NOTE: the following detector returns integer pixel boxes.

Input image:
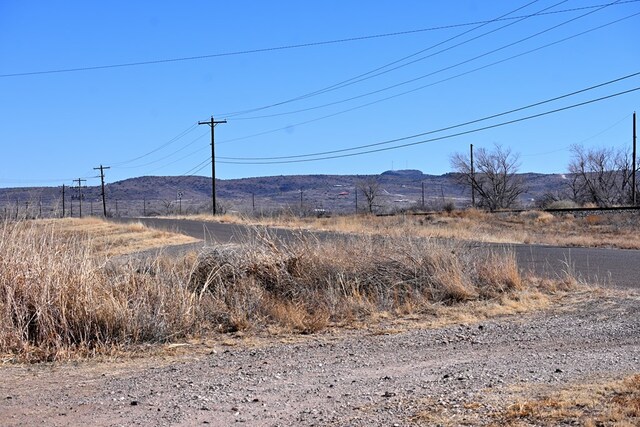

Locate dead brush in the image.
[188,228,543,332]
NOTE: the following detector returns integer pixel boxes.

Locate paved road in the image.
[113,217,640,289]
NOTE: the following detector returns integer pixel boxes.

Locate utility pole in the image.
[355,188,358,214]
[300,189,303,215]
[198,116,227,215]
[94,165,110,217]
[633,111,637,206]
[62,184,66,218]
[470,144,476,208]
[421,182,425,209]
[74,178,86,218]
[143,198,146,216]
[252,192,255,213]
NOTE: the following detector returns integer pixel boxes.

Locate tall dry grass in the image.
[0,220,198,361]
[188,230,530,334]
[0,219,567,362]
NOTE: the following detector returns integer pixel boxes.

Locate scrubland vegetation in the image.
[0,217,573,362]
[214,208,640,249]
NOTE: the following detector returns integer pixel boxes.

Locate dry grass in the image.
[37,217,197,256]
[0,219,574,362]
[410,374,640,426]
[497,374,640,426]
[208,209,640,249]
[0,219,199,362]
[186,229,570,336]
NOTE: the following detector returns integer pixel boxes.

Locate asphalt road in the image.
[113,217,640,289]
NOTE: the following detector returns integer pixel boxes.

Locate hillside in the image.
[0,170,568,218]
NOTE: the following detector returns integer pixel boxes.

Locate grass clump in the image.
[188,230,533,334]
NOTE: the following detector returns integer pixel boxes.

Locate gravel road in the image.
[1,291,638,426]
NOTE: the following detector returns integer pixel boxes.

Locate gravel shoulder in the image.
[1,288,638,426]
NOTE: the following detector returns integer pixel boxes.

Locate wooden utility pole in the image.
[421,182,425,209]
[198,116,227,215]
[74,178,86,218]
[94,165,110,216]
[633,111,637,206]
[355,188,358,214]
[62,184,66,218]
[470,144,476,208]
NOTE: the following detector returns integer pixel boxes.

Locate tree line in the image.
[449,144,639,210]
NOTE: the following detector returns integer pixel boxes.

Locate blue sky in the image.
[1,1,639,187]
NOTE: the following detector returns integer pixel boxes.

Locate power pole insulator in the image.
[198,116,227,216]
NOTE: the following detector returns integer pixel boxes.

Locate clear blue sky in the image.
[1,1,639,187]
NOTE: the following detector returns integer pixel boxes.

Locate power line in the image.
[231,1,624,121]
[520,113,633,157]
[115,131,208,169]
[109,123,198,167]
[51,2,633,178]
[217,11,640,146]
[218,71,640,161]
[2,1,637,79]
[218,0,548,118]
[217,86,640,165]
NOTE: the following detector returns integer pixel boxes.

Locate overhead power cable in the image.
[115,131,208,170]
[217,86,640,165]
[1,1,637,78]
[218,0,548,118]
[217,11,640,146]
[110,123,198,167]
[218,71,640,161]
[232,0,623,121]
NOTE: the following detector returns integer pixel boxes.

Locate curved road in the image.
[113,217,639,289]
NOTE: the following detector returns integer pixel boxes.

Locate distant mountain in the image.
[0,170,569,218]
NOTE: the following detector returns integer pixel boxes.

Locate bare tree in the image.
[567,144,637,207]
[161,199,174,215]
[357,178,380,214]
[451,144,524,211]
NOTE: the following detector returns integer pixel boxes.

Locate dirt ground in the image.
[1,288,638,426]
